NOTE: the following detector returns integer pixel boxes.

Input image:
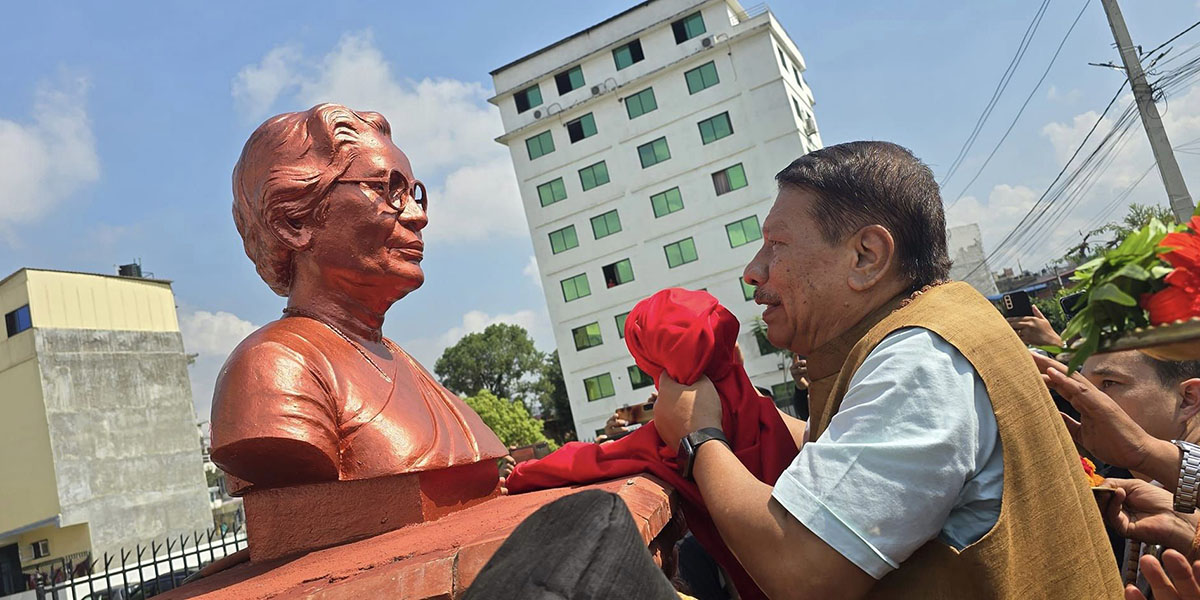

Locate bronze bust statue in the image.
[211,104,506,493]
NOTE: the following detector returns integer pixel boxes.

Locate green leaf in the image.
[1151,265,1174,279]
[1090,282,1138,307]
[1112,263,1152,281]
[1034,344,1064,355]
[1067,326,1100,374]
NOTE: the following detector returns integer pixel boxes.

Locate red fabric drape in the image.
[506,288,799,599]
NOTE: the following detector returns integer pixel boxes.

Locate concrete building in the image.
[948,223,999,297]
[490,0,822,438]
[0,268,212,593]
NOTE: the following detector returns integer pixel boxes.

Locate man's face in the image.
[1082,351,1183,441]
[305,129,428,300]
[743,187,859,355]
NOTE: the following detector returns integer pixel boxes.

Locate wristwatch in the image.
[677,427,729,481]
[1173,440,1200,513]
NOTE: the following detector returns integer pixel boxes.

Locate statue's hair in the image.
[232,104,392,296]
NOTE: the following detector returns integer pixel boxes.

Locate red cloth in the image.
[506,288,799,599]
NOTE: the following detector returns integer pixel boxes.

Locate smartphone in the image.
[1059,292,1085,320]
[616,401,656,425]
[1001,291,1034,318]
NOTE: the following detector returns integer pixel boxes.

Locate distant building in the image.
[948,224,999,297]
[0,268,212,594]
[491,0,821,438]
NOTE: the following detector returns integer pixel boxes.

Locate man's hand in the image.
[654,373,723,451]
[1008,305,1064,347]
[604,412,631,437]
[1126,550,1200,600]
[1103,478,1199,553]
[790,355,809,390]
[1032,352,1169,477]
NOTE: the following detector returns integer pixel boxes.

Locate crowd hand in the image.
[655,373,723,451]
[1032,352,1159,473]
[498,455,516,495]
[789,356,809,390]
[1007,305,1063,347]
[604,412,632,437]
[1102,478,1198,553]
[1126,550,1200,600]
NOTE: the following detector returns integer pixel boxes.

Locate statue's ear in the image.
[268,211,314,252]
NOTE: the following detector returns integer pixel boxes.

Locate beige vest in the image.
[805,282,1122,599]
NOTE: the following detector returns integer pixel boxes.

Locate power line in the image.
[1141,20,1200,62]
[945,0,1090,209]
[939,0,1052,186]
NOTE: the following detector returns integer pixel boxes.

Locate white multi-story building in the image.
[490,0,822,439]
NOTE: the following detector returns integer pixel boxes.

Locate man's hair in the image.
[775,141,952,289]
[232,104,391,296]
[1142,354,1200,389]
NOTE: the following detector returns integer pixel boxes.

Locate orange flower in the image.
[1144,216,1200,325]
[1080,456,1105,486]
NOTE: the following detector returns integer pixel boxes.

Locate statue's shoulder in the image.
[223,317,336,367]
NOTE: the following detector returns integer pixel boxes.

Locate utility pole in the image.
[1100,0,1194,222]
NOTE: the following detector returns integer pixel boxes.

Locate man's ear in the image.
[1179,378,1200,421]
[846,224,896,292]
[269,211,314,252]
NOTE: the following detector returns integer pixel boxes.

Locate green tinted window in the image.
[713,163,747,195]
[637,137,671,168]
[537,178,567,206]
[612,39,644,70]
[698,112,733,144]
[685,62,719,94]
[555,66,586,94]
[740,279,756,301]
[566,113,597,143]
[664,238,699,268]
[579,161,610,191]
[572,322,603,351]
[549,225,578,254]
[628,365,653,389]
[561,273,591,302]
[590,210,621,239]
[615,312,629,338]
[650,187,684,218]
[772,381,797,401]
[625,88,657,119]
[514,85,542,113]
[584,373,616,401]
[602,259,634,286]
[726,215,762,248]
[672,12,707,43]
[525,130,555,160]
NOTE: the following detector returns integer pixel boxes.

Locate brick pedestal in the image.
[157,475,677,600]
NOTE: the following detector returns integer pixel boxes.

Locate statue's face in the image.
[303,129,428,300]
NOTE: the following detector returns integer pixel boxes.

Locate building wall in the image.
[948,224,999,297]
[36,328,212,560]
[24,270,180,333]
[0,273,61,539]
[13,523,91,568]
[494,1,821,437]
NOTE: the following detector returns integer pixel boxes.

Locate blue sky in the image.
[1,0,1197,419]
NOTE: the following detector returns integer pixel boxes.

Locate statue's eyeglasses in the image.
[339,171,427,215]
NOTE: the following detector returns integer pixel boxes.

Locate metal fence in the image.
[27,525,246,600]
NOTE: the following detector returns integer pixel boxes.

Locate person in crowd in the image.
[789,355,810,420]
[1032,351,1200,492]
[648,142,1121,598]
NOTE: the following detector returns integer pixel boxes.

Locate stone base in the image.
[156,475,678,600]
[244,462,501,562]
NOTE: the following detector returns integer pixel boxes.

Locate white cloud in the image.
[233,31,525,244]
[523,255,542,289]
[232,45,300,121]
[0,76,99,230]
[1046,85,1081,104]
[180,310,259,419]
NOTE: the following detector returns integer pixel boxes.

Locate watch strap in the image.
[1174,440,1200,513]
[678,427,728,480]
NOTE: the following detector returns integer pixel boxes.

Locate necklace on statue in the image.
[281,307,394,383]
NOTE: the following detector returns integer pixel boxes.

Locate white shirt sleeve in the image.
[771,327,1001,579]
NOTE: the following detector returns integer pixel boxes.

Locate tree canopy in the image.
[434,323,544,404]
[462,389,555,449]
[1063,203,1176,264]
